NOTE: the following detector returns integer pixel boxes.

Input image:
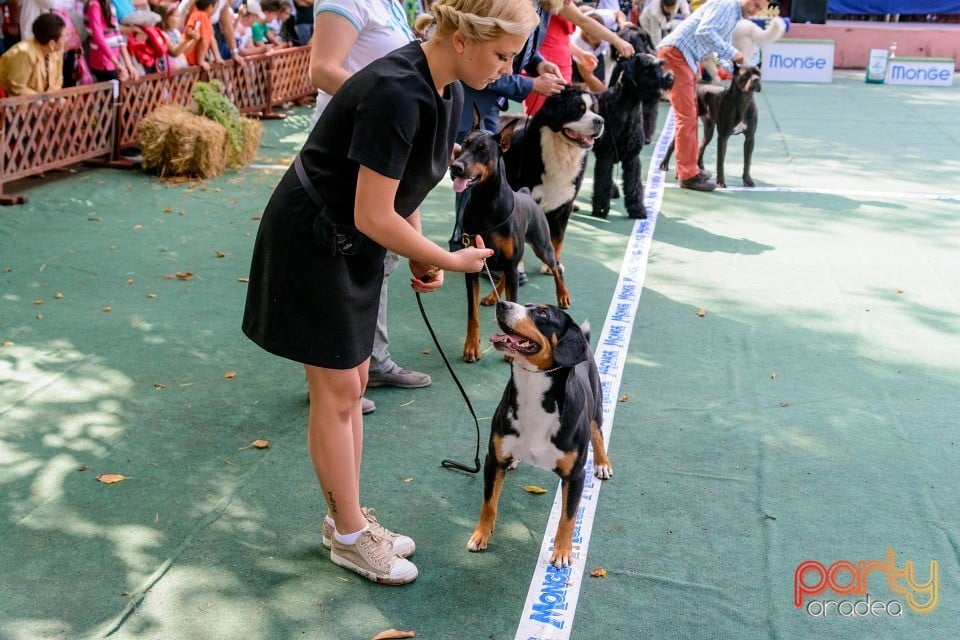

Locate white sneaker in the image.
[322,508,416,558]
[330,529,418,585]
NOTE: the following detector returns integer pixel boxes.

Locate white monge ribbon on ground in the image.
[513,110,676,640]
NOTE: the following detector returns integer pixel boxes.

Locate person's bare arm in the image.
[561,2,634,59]
[309,11,359,92]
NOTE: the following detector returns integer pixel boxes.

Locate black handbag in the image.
[295,154,364,257]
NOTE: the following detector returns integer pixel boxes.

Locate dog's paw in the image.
[557,294,571,310]
[594,462,613,480]
[467,530,491,552]
[548,547,574,569]
[717,180,727,189]
[742,176,755,188]
[481,290,499,306]
[507,458,520,470]
[539,262,552,275]
[462,344,481,363]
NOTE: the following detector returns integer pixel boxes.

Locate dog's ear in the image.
[757,61,762,70]
[552,319,590,369]
[495,118,521,153]
[732,61,741,76]
[471,101,481,132]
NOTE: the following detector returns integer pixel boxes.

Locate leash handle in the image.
[415,291,482,474]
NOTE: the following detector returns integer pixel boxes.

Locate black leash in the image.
[415,291,482,474]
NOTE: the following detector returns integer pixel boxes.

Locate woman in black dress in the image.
[242,0,540,585]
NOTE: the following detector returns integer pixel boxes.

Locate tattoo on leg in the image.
[327,492,337,514]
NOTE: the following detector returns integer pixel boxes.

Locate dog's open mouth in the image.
[562,129,596,148]
[451,175,480,193]
[490,332,540,355]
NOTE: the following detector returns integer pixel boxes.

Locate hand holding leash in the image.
[452,235,494,273]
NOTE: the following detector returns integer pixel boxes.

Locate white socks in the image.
[333,523,369,546]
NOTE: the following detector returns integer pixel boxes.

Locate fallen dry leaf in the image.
[2,340,13,346]
[780,401,789,408]
[164,207,172,213]
[97,474,129,484]
[770,373,777,379]
[133,224,143,230]
[237,277,249,283]
[55,292,63,299]
[421,349,430,355]
[696,308,706,317]
[224,371,237,379]
[215,251,226,258]
[371,629,415,640]
[33,299,44,305]
[590,567,607,578]
[175,272,194,281]
[36,313,43,320]
[239,439,269,450]
[524,485,548,494]
[78,465,89,472]
[147,293,157,299]
[619,393,629,403]
[403,477,413,483]
[127,279,134,285]
[154,383,166,389]
[897,288,904,294]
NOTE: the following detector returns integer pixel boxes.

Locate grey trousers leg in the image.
[369,251,400,373]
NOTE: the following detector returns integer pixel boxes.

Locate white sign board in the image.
[885,58,955,87]
[761,39,835,83]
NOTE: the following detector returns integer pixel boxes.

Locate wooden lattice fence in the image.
[1,46,317,205]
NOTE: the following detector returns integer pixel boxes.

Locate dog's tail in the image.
[755,17,786,45]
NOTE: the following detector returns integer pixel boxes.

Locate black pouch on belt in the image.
[295,154,364,257]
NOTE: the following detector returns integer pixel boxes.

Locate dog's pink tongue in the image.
[452,177,470,193]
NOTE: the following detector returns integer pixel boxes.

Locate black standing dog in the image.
[450,114,570,363]
[661,63,762,188]
[500,86,604,268]
[592,53,674,219]
[611,25,661,145]
[467,301,612,568]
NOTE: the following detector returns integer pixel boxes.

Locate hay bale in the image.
[235,117,263,167]
[139,105,228,178]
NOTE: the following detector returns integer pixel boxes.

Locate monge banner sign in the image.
[762,39,835,83]
[886,58,955,87]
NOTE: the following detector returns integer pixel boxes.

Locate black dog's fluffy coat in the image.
[591,53,674,219]
[611,25,661,145]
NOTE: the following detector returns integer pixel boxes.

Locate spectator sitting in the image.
[0,11,65,95]
[184,0,217,70]
[155,1,198,70]
[572,6,628,91]
[234,0,268,56]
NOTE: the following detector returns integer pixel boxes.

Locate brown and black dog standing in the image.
[450,112,569,363]
[467,301,612,568]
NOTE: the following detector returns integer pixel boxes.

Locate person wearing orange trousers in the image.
[657,0,768,192]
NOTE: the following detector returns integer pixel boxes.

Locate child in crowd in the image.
[572,6,628,91]
[184,0,218,70]
[263,0,291,48]
[157,1,198,70]
[85,0,140,81]
[234,0,268,56]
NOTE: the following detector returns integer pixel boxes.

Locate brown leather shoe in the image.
[680,173,717,192]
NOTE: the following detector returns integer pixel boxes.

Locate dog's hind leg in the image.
[468,444,510,552]
[698,120,715,171]
[591,152,616,219]
[622,154,646,219]
[659,138,675,171]
[550,470,585,568]
[742,131,756,187]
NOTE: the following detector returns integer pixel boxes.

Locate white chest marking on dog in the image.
[532,129,585,213]
[502,369,565,471]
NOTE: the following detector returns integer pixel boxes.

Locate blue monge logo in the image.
[769,54,827,70]
[889,63,952,82]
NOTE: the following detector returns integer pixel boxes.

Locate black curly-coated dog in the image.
[591,53,674,220]
[611,25,661,145]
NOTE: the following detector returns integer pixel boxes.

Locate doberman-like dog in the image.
[467,301,612,568]
[450,112,570,363]
[661,63,762,188]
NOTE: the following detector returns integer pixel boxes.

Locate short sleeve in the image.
[314,0,370,31]
[347,77,422,179]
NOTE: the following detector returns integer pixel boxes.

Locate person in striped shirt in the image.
[657,0,767,191]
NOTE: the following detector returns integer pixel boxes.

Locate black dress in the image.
[242,42,464,369]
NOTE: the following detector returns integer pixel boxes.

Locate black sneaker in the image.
[679,173,717,192]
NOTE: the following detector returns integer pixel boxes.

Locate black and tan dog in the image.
[661,63,762,188]
[500,86,605,268]
[467,301,612,568]
[592,52,674,220]
[450,114,570,363]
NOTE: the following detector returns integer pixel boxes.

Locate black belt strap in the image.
[294,153,325,210]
